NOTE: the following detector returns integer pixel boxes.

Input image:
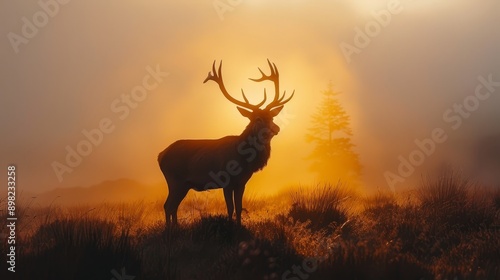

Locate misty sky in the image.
[1,0,499,194]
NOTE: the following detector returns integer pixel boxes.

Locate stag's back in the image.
[158,136,241,182]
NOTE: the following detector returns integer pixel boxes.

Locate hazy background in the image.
[1,0,499,197]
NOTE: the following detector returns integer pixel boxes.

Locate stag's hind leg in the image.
[164,179,188,227]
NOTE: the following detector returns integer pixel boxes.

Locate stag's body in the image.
[158,126,270,225]
[159,60,293,226]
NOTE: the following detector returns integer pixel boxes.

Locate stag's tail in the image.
[157,149,166,164]
[158,147,170,170]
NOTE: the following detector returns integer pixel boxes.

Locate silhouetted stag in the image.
[158,59,294,226]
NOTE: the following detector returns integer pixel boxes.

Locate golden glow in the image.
[3,0,498,196]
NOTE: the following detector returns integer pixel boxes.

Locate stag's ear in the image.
[269,105,284,117]
[237,107,253,118]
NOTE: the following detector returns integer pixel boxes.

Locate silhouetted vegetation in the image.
[288,182,351,232]
[17,218,140,280]
[3,172,500,279]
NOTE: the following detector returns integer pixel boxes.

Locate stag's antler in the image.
[204,61,266,111]
[250,59,294,111]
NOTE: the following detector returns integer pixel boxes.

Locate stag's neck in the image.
[239,124,254,140]
[237,124,272,172]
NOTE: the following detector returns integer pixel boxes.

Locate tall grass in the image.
[418,170,496,230]
[7,176,500,279]
[19,218,140,280]
[417,169,470,209]
[288,182,352,232]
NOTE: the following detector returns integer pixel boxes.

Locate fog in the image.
[1,0,499,195]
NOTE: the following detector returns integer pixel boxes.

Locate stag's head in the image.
[203,59,294,142]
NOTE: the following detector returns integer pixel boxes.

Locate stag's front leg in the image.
[234,186,245,226]
[223,188,234,221]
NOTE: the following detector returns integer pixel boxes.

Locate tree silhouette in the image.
[306,82,362,183]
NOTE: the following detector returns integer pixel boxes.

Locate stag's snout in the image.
[270,123,280,135]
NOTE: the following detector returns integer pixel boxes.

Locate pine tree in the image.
[306,82,362,183]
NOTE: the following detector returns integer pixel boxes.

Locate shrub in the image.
[417,170,495,231]
[288,183,351,232]
[20,218,140,280]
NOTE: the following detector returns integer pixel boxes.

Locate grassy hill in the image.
[2,173,499,279]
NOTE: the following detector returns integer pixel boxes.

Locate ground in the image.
[2,175,499,280]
